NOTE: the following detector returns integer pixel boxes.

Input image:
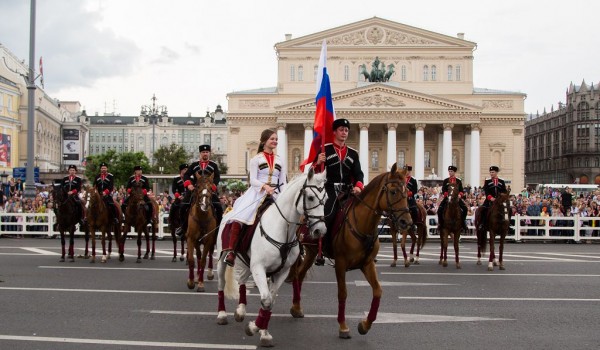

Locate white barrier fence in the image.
[1,212,599,243]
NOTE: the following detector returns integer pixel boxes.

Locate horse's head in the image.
[381,163,412,230]
[296,167,327,240]
[193,172,214,212]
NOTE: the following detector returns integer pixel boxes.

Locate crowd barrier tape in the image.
[1,212,599,243]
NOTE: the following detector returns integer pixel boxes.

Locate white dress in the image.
[228,152,287,225]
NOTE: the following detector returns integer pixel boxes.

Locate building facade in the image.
[525,81,600,185]
[226,18,526,189]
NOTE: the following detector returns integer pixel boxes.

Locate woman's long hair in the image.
[257,129,276,154]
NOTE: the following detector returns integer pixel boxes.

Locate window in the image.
[371,151,379,170]
[431,65,437,81]
[424,151,431,168]
[290,65,295,81]
[344,65,350,81]
[456,65,461,81]
[397,151,405,168]
[447,65,453,81]
[577,102,590,120]
[298,65,304,81]
[6,96,12,111]
[423,65,429,81]
[401,65,406,81]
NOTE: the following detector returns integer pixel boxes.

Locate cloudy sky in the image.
[1,0,598,117]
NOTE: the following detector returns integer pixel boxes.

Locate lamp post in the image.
[140,94,168,167]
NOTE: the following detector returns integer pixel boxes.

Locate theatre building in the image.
[225,17,525,189]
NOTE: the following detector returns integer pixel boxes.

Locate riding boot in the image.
[176,204,190,237]
[225,222,243,267]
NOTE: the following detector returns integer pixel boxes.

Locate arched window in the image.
[298,65,304,81]
[397,151,405,167]
[423,65,429,81]
[447,65,453,81]
[344,65,350,81]
[431,65,437,81]
[290,65,295,81]
[401,65,407,81]
[161,136,168,146]
[455,65,462,81]
[577,101,590,120]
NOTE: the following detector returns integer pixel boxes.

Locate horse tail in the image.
[417,223,428,249]
[477,226,487,253]
[223,265,239,300]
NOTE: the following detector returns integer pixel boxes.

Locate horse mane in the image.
[357,167,404,200]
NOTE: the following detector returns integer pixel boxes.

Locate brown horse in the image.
[186,173,217,292]
[390,202,427,267]
[87,188,122,263]
[122,182,159,263]
[288,163,412,339]
[167,198,186,262]
[52,184,84,262]
[439,182,463,269]
[476,191,511,271]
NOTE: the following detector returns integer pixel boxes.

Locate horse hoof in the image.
[358,321,370,335]
[338,330,351,339]
[197,283,205,293]
[290,307,304,318]
[136,258,142,263]
[442,261,448,268]
[101,257,107,263]
[216,317,228,325]
[487,266,493,271]
[207,272,214,281]
[456,263,462,269]
[68,256,75,262]
[499,265,505,270]
[245,321,258,336]
[90,258,95,264]
[59,257,65,262]
[413,260,420,265]
[476,260,481,265]
[187,280,195,289]
[171,257,177,262]
[179,256,185,261]
[259,330,274,347]
[390,261,396,267]
[409,257,415,263]
[143,255,148,260]
[150,255,155,260]
[438,260,442,265]
[119,255,124,262]
[234,311,245,322]
[404,262,410,268]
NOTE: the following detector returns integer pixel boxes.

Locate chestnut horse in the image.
[122,182,159,263]
[438,182,463,269]
[476,191,511,271]
[87,188,122,263]
[185,173,217,292]
[288,163,412,339]
[52,184,84,262]
[167,198,186,262]
[390,202,427,267]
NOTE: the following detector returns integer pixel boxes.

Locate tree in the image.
[84,151,150,187]
[152,144,191,174]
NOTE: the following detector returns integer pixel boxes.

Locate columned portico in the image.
[470,123,481,186]
[359,123,369,182]
[443,123,454,173]
[276,123,287,168]
[415,123,426,180]
[386,123,397,170]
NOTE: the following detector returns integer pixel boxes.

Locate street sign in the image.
[13,167,40,183]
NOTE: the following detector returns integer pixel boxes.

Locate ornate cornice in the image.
[307,27,445,47]
[350,94,406,107]
[239,99,270,109]
[482,100,513,109]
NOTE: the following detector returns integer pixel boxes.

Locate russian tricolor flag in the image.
[299,40,335,172]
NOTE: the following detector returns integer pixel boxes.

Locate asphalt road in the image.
[0,237,599,350]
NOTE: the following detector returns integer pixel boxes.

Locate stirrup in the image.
[175,227,184,237]
[315,256,325,266]
[225,251,236,267]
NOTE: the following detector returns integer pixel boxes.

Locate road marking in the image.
[150,310,510,323]
[0,286,226,296]
[0,335,255,349]
[382,272,600,277]
[39,266,189,272]
[538,252,600,259]
[355,281,455,287]
[398,296,600,302]
[21,247,60,256]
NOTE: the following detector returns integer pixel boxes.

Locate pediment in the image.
[276,83,481,113]
[276,17,475,49]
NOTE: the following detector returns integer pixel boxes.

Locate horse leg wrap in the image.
[337,300,346,324]
[218,290,226,312]
[292,279,302,304]
[367,296,381,323]
[255,308,272,330]
[239,284,247,305]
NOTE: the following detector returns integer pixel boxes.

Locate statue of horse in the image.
[439,183,463,269]
[52,183,84,262]
[476,192,512,271]
[215,168,327,348]
[358,64,371,82]
[384,64,395,81]
[185,173,217,292]
[288,163,412,339]
[168,196,186,262]
[122,182,159,263]
[390,202,427,267]
[87,188,122,263]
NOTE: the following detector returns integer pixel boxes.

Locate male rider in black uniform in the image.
[404,165,419,230]
[122,165,153,224]
[478,165,508,232]
[437,165,468,231]
[171,163,187,231]
[61,164,86,227]
[93,162,120,225]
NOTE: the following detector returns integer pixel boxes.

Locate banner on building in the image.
[63,129,80,162]
[0,133,11,167]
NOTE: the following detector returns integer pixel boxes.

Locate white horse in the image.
[215,168,327,347]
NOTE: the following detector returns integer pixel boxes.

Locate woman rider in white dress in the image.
[224,129,287,266]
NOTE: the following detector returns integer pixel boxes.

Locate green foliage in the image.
[223,179,248,193]
[84,151,150,187]
[214,154,228,175]
[152,144,191,174]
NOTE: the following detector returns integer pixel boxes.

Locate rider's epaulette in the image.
[347,146,358,153]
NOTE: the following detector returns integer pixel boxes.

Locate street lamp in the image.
[140,94,168,167]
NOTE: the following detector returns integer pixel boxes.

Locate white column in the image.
[415,123,426,180]
[276,123,287,170]
[442,123,453,175]
[303,123,313,173]
[437,130,443,177]
[464,129,471,185]
[470,123,481,187]
[386,123,397,170]
[359,123,369,183]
